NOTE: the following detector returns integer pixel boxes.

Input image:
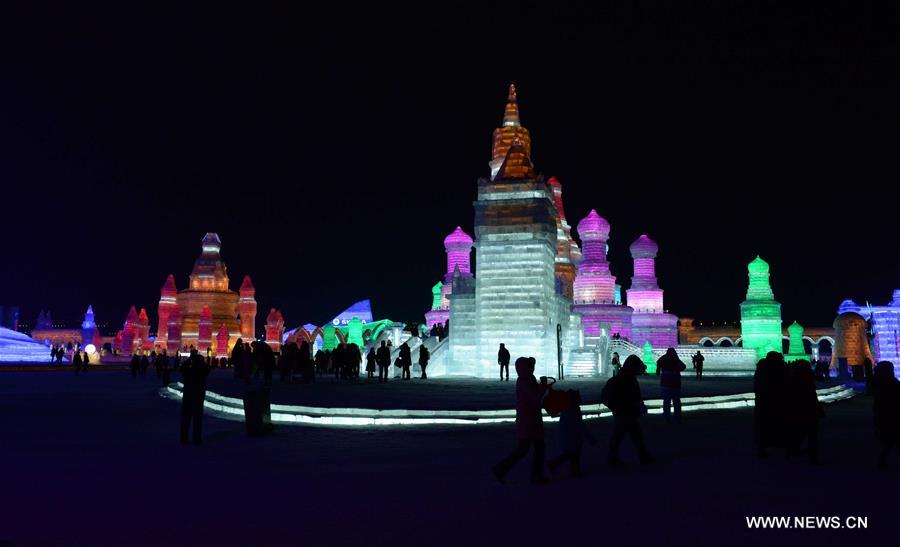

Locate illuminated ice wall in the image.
[626,235,678,348]
[573,210,633,342]
[739,256,782,359]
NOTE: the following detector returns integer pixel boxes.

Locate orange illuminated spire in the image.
[490,83,534,180]
[502,83,520,127]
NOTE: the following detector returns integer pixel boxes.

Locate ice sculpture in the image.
[81,306,98,349]
[832,312,874,373]
[739,256,782,359]
[426,227,474,328]
[642,341,656,374]
[216,323,229,358]
[573,210,633,342]
[0,326,52,363]
[785,321,809,362]
[627,234,678,348]
[265,308,284,352]
[197,305,213,353]
[166,304,182,353]
[239,275,257,340]
[836,291,900,366]
[467,84,582,378]
[157,275,178,347]
[547,177,582,300]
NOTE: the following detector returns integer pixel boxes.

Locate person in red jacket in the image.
[492,357,549,484]
[657,348,687,423]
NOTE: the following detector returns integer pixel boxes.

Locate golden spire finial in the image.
[503,82,520,126]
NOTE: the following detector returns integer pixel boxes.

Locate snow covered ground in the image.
[0,370,892,545]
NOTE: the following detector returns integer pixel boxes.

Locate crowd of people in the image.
[492,342,900,484]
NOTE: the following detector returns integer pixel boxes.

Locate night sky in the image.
[2,2,898,333]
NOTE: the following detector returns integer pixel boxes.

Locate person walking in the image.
[657,348,686,423]
[399,342,412,380]
[72,349,83,375]
[418,344,430,379]
[602,355,654,466]
[376,340,391,383]
[180,349,210,445]
[498,343,511,381]
[365,347,377,379]
[786,360,823,465]
[492,357,550,484]
[610,352,621,377]
[754,352,788,458]
[692,351,704,379]
[547,390,595,478]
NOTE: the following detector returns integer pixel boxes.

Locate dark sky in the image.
[1,2,898,333]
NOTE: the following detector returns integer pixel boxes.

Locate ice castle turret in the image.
[740,256,783,359]
[425,227,473,328]
[461,84,581,378]
[547,177,582,300]
[573,210,633,342]
[627,235,678,348]
[785,321,809,362]
[80,305,98,348]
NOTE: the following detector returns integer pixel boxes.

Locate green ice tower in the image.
[785,321,809,362]
[642,341,656,374]
[740,256,783,359]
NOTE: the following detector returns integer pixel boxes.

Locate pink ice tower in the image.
[573,210,633,341]
[626,235,678,347]
[425,226,473,328]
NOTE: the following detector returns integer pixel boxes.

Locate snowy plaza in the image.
[0,370,888,544]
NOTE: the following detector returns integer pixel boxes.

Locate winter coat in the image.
[657,352,686,389]
[515,361,547,440]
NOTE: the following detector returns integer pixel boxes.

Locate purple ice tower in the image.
[573,210,633,342]
[425,226,473,329]
[626,235,678,347]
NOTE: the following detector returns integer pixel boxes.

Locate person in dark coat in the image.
[657,348,687,423]
[603,355,654,466]
[872,361,900,469]
[140,353,150,377]
[299,341,314,382]
[786,360,823,464]
[366,347,377,378]
[376,341,391,383]
[692,351,705,379]
[349,343,362,378]
[399,342,412,380]
[548,390,595,478]
[255,341,275,386]
[72,349,82,375]
[498,343,511,381]
[418,344,430,379]
[493,357,550,484]
[231,339,244,380]
[130,354,140,379]
[754,351,788,458]
[159,349,171,387]
[333,344,344,380]
[180,349,210,445]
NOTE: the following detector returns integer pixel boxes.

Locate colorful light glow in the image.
[740,256,783,359]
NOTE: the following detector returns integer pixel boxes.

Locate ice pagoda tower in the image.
[740,256,783,359]
[627,235,678,348]
[464,84,581,378]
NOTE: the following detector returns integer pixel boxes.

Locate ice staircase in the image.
[565,348,600,377]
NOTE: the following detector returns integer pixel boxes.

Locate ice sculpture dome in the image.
[748,255,769,274]
[444,226,473,249]
[577,209,610,239]
[629,235,658,258]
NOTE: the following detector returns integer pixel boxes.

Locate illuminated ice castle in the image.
[627,235,678,347]
[447,84,584,378]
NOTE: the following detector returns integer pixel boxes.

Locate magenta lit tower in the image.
[156,274,178,348]
[425,226,473,329]
[166,304,182,353]
[197,305,213,353]
[626,235,678,348]
[573,210,633,342]
[239,275,257,340]
[215,323,229,359]
[265,308,284,352]
[137,308,150,350]
[121,306,139,355]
